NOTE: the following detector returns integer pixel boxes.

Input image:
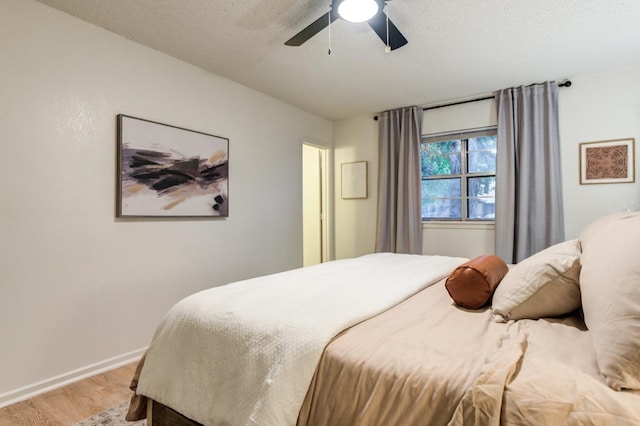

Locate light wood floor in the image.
[0,363,137,426]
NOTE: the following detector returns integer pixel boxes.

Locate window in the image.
[420,128,497,221]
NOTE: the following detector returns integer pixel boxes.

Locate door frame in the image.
[302,142,333,264]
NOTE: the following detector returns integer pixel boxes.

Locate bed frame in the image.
[146,399,202,426]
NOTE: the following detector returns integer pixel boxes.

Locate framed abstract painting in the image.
[579,138,635,185]
[117,114,229,217]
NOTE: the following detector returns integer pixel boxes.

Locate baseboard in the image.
[0,347,147,408]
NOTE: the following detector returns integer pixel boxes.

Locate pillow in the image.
[445,255,509,309]
[579,211,640,390]
[491,239,581,322]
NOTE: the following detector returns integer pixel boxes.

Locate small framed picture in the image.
[579,138,635,185]
[341,161,368,199]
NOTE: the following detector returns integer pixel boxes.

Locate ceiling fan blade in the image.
[285,11,339,46]
[368,11,408,50]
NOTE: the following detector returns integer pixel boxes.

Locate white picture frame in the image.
[341,161,368,199]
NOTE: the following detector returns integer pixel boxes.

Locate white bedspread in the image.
[136,253,466,426]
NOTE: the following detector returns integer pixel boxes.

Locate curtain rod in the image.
[373,80,572,121]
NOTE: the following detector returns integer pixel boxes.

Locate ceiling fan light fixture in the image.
[337,0,379,23]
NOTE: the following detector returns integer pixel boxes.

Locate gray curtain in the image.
[495,82,565,263]
[375,106,423,254]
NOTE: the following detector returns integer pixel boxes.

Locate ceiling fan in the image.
[285,0,408,52]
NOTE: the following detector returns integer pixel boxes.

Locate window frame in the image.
[420,126,497,222]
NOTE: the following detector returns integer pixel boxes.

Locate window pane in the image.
[468,151,496,173]
[421,129,497,222]
[468,136,497,151]
[422,179,461,219]
[423,198,462,220]
[468,198,495,220]
[423,178,461,198]
[468,177,495,197]
[467,136,497,174]
[420,140,462,177]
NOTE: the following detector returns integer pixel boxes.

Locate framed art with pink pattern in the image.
[579,138,635,185]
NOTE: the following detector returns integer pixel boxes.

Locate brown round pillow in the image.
[445,255,509,309]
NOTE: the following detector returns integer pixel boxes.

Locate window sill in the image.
[422,221,495,231]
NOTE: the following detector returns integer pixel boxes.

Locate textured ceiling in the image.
[36,0,640,121]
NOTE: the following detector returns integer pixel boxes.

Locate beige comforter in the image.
[298,279,640,426]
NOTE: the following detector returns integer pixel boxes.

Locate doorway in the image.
[302,144,329,266]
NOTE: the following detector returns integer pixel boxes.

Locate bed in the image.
[127,212,640,425]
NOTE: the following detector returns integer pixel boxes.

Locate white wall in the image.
[332,67,640,259]
[0,0,332,403]
[333,116,378,259]
[422,98,497,135]
[559,67,640,238]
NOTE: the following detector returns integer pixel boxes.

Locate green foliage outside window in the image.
[421,131,497,221]
[420,140,461,177]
